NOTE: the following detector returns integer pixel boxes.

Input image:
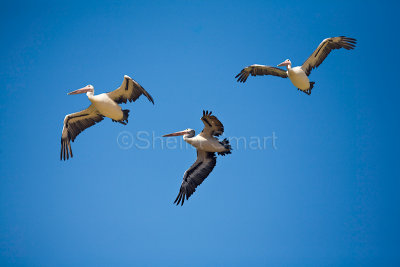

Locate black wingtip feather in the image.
[138,84,155,105]
[235,71,248,83]
[174,190,186,206]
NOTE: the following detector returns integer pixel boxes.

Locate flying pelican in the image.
[60,75,154,161]
[163,110,232,206]
[235,36,357,95]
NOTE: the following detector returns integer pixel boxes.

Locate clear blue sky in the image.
[0,0,399,266]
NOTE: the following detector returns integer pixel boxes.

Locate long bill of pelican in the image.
[162,130,190,137]
[67,85,93,95]
[277,59,291,67]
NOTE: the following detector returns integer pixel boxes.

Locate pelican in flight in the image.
[163,110,232,206]
[60,75,154,160]
[235,36,357,95]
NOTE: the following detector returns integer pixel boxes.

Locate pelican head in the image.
[277,59,291,68]
[163,128,195,138]
[67,85,94,95]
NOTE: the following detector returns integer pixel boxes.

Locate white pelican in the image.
[163,110,232,206]
[235,36,357,95]
[60,75,154,160]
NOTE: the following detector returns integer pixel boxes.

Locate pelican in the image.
[163,110,232,206]
[60,75,154,160]
[235,36,357,95]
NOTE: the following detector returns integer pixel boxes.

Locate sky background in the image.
[1,0,399,266]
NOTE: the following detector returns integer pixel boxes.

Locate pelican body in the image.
[87,92,125,121]
[183,133,228,153]
[163,110,232,206]
[236,36,356,95]
[287,65,311,90]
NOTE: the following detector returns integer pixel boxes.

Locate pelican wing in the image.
[60,105,104,160]
[174,150,217,206]
[235,64,288,82]
[200,110,224,137]
[301,36,357,76]
[107,75,154,105]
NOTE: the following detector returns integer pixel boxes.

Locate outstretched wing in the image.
[235,64,288,83]
[60,105,104,161]
[200,110,224,137]
[174,150,217,206]
[301,36,357,76]
[107,75,154,105]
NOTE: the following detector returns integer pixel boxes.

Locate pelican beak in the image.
[277,60,289,67]
[67,85,92,95]
[162,130,189,137]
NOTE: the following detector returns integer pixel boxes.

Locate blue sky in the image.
[0,0,399,266]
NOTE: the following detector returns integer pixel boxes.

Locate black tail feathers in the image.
[122,109,130,122]
[218,138,232,156]
[112,109,130,125]
[297,82,315,95]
